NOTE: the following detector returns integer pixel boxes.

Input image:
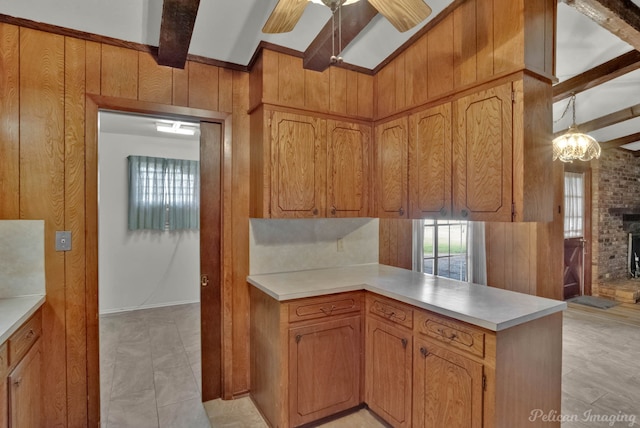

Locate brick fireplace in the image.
[591,149,640,302]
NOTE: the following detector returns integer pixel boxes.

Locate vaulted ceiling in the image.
[1,0,640,153]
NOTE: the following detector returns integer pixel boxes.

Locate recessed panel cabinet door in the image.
[8,340,41,428]
[413,338,483,428]
[375,117,408,218]
[409,103,452,219]
[366,318,412,427]
[327,120,371,217]
[289,316,361,427]
[270,111,326,218]
[453,83,513,221]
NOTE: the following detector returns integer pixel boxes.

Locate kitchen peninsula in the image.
[248,263,565,428]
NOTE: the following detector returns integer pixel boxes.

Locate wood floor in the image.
[100,302,640,427]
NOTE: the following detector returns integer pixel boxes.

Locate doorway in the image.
[85,94,228,426]
[97,111,205,424]
[563,165,592,299]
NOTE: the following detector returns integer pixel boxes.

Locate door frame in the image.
[564,163,592,296]
[85,94,233,426]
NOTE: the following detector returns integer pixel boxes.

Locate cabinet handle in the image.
[312,208,319,216]
[295,334,302,343]
[399,207,404,216]
[330,206,336,216]
[26,329,35,339]
[420,347,429,358]
[401,338,408,349]
[449,333,458,340]
[439,207,447,216]
[13,378,22,387]
[461,209,468,218]
[320,305,337,315]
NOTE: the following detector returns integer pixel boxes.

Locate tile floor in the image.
[100,302,640,428]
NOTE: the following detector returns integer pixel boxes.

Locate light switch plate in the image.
[56,231,72,251]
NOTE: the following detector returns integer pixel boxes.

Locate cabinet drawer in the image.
[288,292,362,322]
[0,341,7,376]
[367,294,413,329]
[8,310,42,366]
[415,311,485,358]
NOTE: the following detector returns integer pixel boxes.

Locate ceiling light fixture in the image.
[156,121,197,136]
[552,94,601,162]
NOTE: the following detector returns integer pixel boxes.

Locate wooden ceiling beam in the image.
[553,50,640,102]
[554,102,640,137]
[564,0,640,51]
[303,1,378,72]
[157,0,200,69]
[600,132,640,150]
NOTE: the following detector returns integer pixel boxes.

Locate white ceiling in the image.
[2,0,639,150]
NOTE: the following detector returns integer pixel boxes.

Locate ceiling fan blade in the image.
[367,0,432,32]
[262,0,310,33]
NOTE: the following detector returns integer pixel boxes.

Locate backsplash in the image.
[0,220,46,297]
[249,218,379,275]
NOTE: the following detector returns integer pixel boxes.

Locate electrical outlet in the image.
[337,238,344,252]
[56,231,72,251]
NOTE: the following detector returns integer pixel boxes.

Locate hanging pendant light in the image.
[552,94,601,162]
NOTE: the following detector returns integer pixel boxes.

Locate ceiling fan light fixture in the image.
[552,94,601,163]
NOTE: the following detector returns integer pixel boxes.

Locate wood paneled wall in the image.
[375,0,556,120]
[379,219,413,270]
[0,23,252,427]
[250,50,374,120]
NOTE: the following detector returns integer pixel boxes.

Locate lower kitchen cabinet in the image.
[8,340,41,428]
[289,316,361,427]
[250,288,364,428]
[412,337,483,428]
[1,309,42,428]
[0,342,7,428]
[365,318,412,428]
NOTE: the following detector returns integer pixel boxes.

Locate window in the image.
[128,155,200,231]
[418,219,468,281]
[564,172,584,238]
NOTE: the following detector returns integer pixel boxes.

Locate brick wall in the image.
[592,149,640,291]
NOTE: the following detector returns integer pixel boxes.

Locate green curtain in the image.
[127,155,199,231]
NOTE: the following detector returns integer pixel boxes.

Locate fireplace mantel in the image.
[609,207,640,215]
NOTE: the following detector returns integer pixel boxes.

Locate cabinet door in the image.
[413,338,483,428]
[8,340,41,428]
[289,316,361,427]
[270,111,326,218]
[409,103,452,219]
[365,317,412,427]
[327,120,371,217]
[453,83,513,221]
[375,117,408,218]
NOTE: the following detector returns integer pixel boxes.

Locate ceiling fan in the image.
[262,0,433,34]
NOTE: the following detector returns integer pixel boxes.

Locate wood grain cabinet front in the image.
[0,342,7,428]
[374,116,409,219]
[365,317,412,428]
[1,310,43,428]
[407,78,552,222]
[413,337,483,428]
[250,109,372,218]
[289,316,361,427]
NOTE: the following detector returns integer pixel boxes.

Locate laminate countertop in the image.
[247,264,566,331]
[0,295,45,344]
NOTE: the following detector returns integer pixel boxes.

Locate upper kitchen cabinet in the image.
[409,103,452,219]
[327,120,372,218]
[250,109,373,218]
[453,82,513,222]
[407,76,552,222]
[375,117,409,219]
